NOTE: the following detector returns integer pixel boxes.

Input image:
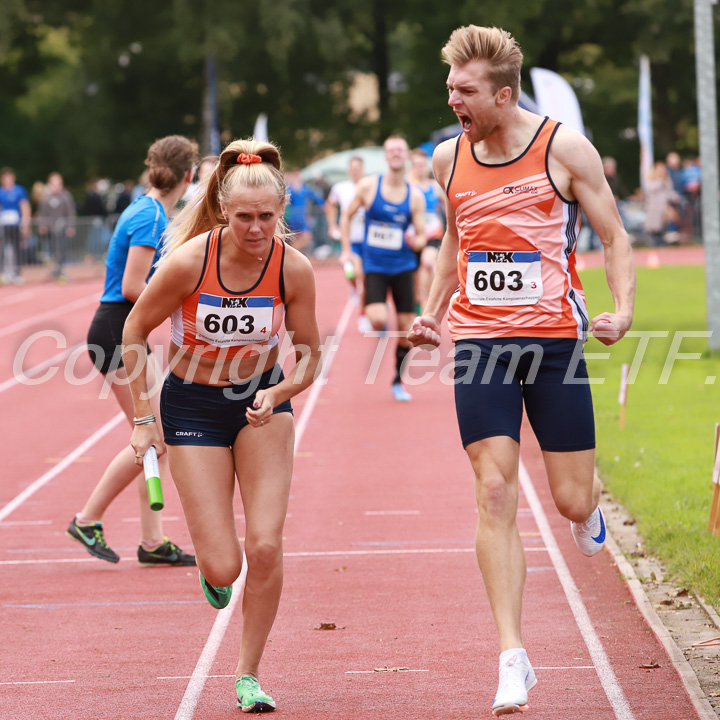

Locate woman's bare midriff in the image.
[168,341,280,386]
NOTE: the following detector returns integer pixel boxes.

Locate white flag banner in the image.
[253,113,268,142]
[529,67,585,135]
[637,55,653,190]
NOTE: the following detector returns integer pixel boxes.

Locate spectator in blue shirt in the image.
[0,168,31,284]
[285,169,325,251]
[681,157,702,241]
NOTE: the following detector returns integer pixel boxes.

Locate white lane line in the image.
[173,297,354,720]
[518,459,636,720]
[0,546,550,566]
[0,412,125,522]
[0,558,120,566]
[0,520,52,527]
[171,561,246,720]
[285,548,475,558]
[160,675,234,680]
[0,293,97,339]
[604,529,718,720]
[0,343,85,395]
[364,510,421,516]
[0,288,40,307]
[122,516,182,523]
[292,297,354,452]
[0,680,75,685]
[345,669,430,674]
[534,666,595,670]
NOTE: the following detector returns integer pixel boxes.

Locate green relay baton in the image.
[142,446,164,511]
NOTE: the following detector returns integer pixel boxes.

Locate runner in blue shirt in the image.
[66,135,199,566]
[340,136,427,402]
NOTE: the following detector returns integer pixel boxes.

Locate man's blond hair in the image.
[442,25,523,101]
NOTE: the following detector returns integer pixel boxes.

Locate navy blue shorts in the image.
[453,338,595,452]
[160,366,293,447]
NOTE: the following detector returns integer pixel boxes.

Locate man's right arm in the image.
[409,140,459,347]
[325,186,341,240]
[339,177,371,262]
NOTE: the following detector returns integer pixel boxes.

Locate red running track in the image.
[0,265,711,720]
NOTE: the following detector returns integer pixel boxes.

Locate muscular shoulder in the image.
[356,174,378,203]
[156,233,207,287]
[548,125,604,200]
[432,138,459,191]
[551,126,603,176]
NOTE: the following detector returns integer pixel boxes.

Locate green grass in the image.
[580,264,720,604]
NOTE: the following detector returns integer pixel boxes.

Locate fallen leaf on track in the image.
[314,622,344,630]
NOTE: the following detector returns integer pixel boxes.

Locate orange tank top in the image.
[446,117,588,341]
[170,226,286,359]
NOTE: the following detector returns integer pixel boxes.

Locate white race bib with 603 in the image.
[366,222,403,251]
[466,250,543,306]
[196,293,274,346]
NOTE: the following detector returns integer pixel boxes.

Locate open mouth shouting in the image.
[457,112,473,134]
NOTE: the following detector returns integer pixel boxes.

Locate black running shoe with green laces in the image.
[137,538,196,566]
[66,517,120,563]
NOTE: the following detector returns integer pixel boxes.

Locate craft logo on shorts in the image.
[222,297,249,308]
[503,185,538,195]
[486,251,515,263]
[454,190,478,199]
[175,430,204,437]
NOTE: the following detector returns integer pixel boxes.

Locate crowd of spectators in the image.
[0,147,706,284]
[0,170,152,283]
[582,151,704,251]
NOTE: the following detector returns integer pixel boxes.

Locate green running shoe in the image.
[66,517,120,563]
[236,675,275,713]
[199,572,232,609]
[137,538,196,566]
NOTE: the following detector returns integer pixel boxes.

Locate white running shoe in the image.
[571,505,606,557]
[492,649,537,716]
[391,382,412,402]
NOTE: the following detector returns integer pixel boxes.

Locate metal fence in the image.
[4,215,121,271]
[9,204,335,270]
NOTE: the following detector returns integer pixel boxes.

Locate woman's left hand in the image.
[246,388,276,428]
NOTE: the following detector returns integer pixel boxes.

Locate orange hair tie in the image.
[237,153,262,165]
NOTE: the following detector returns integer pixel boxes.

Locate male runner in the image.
[408,25,635,715]
[341,136,426,402]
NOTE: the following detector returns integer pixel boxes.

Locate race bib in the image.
[465,250,543,306]
[195,294,274,346]
[367,222,403,251]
